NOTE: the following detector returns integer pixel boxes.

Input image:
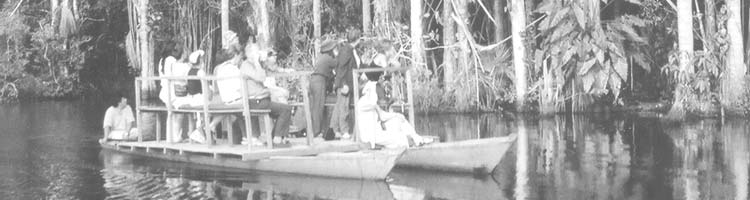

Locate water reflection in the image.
[0,101,106,200]
[101,150,395,200]
[511,114,750,200]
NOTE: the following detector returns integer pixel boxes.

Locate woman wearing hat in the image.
[309,40,339,138]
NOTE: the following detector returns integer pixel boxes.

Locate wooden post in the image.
[221,0,229,49]
[363,0,371,34]
[202,79,212,145]
[302,76,314,145]
[240,76,253,150]
[166,79,173,143]
[135,79,143,142]
[352,71,361,142]
[313,0,321,56]
[156,112,162,142]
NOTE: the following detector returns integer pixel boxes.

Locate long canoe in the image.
[396,133,517,174]
[99,140,403,180]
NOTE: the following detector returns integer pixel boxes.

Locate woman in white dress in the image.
[356,74,429,148]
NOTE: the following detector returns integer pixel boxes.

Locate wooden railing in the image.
[134,71,314,149]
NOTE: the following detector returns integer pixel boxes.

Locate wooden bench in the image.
[139,103,274,148]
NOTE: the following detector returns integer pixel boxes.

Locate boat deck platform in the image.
[108,138,363,161]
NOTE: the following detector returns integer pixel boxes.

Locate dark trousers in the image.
[309,74,329,135]
[248,98,292,138]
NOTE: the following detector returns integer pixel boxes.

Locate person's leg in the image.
[309,75,325,135]
[328,94,343,135]
[267,101,292,138]
[171,113,185,142]
[248,99,292,139]
[340,96,351,136]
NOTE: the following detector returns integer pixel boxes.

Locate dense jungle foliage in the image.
[2,0,750,117]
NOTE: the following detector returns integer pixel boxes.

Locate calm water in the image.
[1,101,749,200]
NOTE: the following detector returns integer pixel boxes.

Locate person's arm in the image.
[241,61,267,83]
[102,108,113,141]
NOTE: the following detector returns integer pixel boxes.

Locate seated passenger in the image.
[356,74,431,149]
[260,50,293,104]
[158,48,191,143]
[102,95,139,141]
[173,50,208,108]
[198,31,292,146]
[239,40,293,145]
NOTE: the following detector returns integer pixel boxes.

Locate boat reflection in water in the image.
[100,149,510,200]
[100,150,392,200]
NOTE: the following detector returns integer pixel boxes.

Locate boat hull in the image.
[100,142,403,180]
[395,134,517,174]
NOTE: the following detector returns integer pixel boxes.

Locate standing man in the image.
[309,40,339,138]
[330,30,362,139]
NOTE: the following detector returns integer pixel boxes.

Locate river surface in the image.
[0,101,749,200]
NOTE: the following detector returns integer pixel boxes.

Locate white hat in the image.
[189,50,205,64]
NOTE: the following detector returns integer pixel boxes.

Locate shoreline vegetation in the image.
[3,0,750,118]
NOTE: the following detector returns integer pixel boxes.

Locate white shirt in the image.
[215,60,243,103]
[103,105,135,131]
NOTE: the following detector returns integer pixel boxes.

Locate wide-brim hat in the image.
[320,40,338,53]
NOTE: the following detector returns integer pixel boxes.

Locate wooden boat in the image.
[396,133,517,174]
[99,140,403,180]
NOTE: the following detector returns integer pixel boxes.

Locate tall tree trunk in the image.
[667,0,694,118]
[138,0,156,139]
[72,0,78,19]
[51,0,58,13]
[363,0,371,34]
[373,0,390,34]
[456,0,472,110]
[442,0,456,88]
[705,0,716,40]
[723,0,746,115]
[221,0,229,49]
[313,0,321,55]
[411,0,423,67]
[138,0,154,94]
[253,0,271,49]
[493,0,506,43]
[510,0,527,111]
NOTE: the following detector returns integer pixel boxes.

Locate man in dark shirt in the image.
[330,29,362,139]
[309,40,339,137]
